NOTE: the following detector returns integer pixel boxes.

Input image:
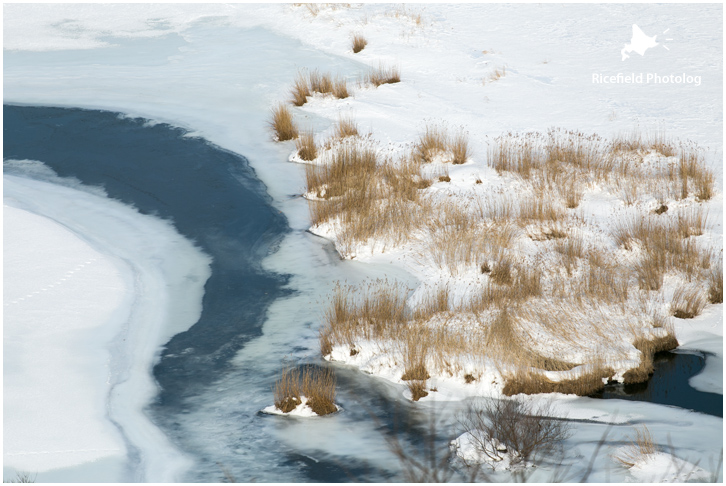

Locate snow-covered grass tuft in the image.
[362,62,400,87]
[273,365,337,416]
[351,33,367,53]
[671,285,707,319]
[294,129,317,161]
[269,103,298,141]
[332,116,358,140]
[613,425,656,468]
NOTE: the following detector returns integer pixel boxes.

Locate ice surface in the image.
[4,167,211,481]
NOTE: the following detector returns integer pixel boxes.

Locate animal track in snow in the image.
[5,258,98,307]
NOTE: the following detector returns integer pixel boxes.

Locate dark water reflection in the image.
[592,351,722,417]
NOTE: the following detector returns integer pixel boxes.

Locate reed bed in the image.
[304,123,719,397]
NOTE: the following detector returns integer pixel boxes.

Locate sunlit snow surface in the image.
[3,3,722,482]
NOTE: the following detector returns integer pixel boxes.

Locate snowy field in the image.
[3,3,722,482]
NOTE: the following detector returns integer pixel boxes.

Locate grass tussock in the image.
[364,63,400,87]
[614,425,657,468]
[307,143,434,254]
[407,380,428,401]
[503,367,614,396]
[450,130,470,165]
[290,69,350,106]
[274,367,302,412]
[333,116,359,140]
[274,366,337,415]
[301,366,337,415]
[295,129,318,161]
[414,124,470,165]
[352,34,367,53]
[416,124,448,163]
[291,72,311,106]
[671,285,707,319]
[269,103,298,141]
[708,256,723,304]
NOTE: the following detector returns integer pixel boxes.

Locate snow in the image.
[617,450,710,483]
[4,167,211,481]
[3,204,128,473]
[3,3,722,482]
[261,398,341,418]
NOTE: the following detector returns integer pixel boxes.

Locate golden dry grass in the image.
[301,366,337,415]
[291,72,311,106]
[352,34,367,53]
[450,130,470,165]
[671,285,707,319]
[364,63,401,87]
[295,129,317,161]
[503,367,614,396]
[333,116,359,139]
[415,124,448,163]
[274,366,337,415]
[614,425,657,468]
[269,103,298,141]
[708,256,723,304]
[274,367,302,413]
[304,123,719,398]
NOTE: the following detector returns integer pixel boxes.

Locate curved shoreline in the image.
[4,171,212,481]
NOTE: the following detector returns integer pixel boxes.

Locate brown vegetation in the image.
[295,129,317,161]
[614,425,657,468]
[273,366,337,415]
[269,103,298,141]
[352,34,367,53]
[363,63,401,87]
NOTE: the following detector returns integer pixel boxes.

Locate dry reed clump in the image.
[333,116,359,139]
[415,124,448,163]
[614,425,657,468]
[291,69,350,106]
[290,72,311,106]
[708,256,723,304]
[488,132,543,179]
[450,130,470,165]
[295,129,318,161]
[320,280,408,352]
[678,145,714,201]
[671,285,707,319]
[363,63,401,87]
[274,367,302,412]
[269,103,298,141]
[307,143,434,252]
[518,196,562,223]
[273,366,337,415]
[401,328,431,382]
[407,380,428,401]
[301,366,337,415]
[502,367,614,396]
[675,206,708,238]
[352,34,367,53]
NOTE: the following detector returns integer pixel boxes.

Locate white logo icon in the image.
[621,24,672,61]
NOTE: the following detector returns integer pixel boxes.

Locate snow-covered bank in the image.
[3,165,211,481]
